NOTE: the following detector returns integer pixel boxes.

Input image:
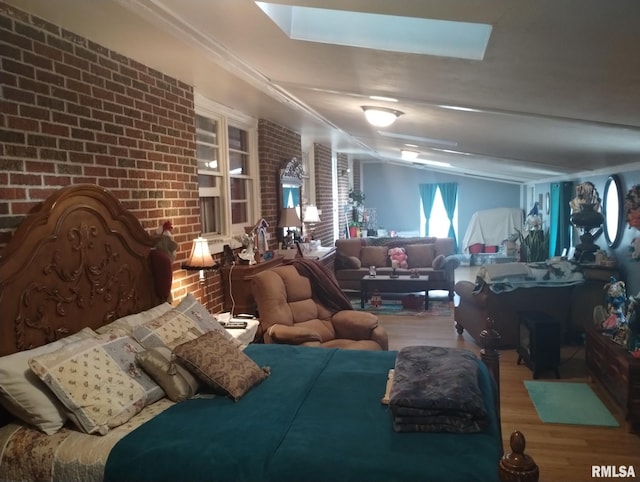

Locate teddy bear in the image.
[388,247,408,269]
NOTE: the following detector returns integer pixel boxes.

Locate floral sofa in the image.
[334,237,460,298]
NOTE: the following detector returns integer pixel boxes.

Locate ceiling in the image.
[9,0,640,184]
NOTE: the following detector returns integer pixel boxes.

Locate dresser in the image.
[584,324,640,432]
[221,256,284,315]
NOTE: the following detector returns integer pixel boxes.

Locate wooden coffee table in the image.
[360,274,431,310]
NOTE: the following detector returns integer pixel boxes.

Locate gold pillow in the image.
[136,347,200,402]
[173,332,270,401]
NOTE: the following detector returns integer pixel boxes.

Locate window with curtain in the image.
[419,183,459,251]
[196,97,258,238]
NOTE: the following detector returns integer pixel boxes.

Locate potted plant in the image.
[348,220,360,238]
[348,189,366,224]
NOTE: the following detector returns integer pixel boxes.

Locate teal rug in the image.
[524,381,619,427]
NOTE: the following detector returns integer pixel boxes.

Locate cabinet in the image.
[221,256,283,315]
[584,325,640,432]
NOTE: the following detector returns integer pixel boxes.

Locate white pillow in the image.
[0,327,98,434]
[29,332,164,435]
[96,302,172,336]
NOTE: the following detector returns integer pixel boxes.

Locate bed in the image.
[0,184,538,482]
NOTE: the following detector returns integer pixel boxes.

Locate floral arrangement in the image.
[624,184,640,229]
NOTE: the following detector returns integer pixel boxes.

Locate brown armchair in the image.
[251,263,388,351]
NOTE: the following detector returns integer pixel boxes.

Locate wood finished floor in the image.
[377,266,640,482]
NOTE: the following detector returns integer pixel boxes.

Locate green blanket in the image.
[105,345,500,482]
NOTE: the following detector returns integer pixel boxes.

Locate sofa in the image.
[334,237,460,298]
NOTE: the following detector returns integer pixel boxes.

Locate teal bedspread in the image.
[104,345,501,482]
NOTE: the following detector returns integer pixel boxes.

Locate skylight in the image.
[255,2,492,60]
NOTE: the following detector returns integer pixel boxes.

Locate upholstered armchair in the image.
[251,262,388,351]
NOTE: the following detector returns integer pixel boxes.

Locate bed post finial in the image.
[499,430,539,482]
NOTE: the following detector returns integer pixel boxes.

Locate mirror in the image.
[278,157,303,244]
[602,175,624,248]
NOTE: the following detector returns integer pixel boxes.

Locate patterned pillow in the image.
[0,327,98,434]
[173,293,236,343]
[132,294,238,350]
[28,332,165,435]
[96,303,173,336]
[136,347,200,402]
[173,331,270,401]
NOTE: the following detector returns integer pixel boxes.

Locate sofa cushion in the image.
[360,246,388,267]
[405,244,436,268]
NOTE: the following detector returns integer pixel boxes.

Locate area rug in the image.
[350,298,452,317]
[524,381,619,427]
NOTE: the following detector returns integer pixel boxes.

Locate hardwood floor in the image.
[377,266,640,482]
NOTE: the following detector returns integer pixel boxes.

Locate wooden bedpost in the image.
[499,430,540,482]
[479,316,501,401]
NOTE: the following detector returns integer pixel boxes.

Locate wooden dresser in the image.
[584,324,640,432]
[221,256,284,315]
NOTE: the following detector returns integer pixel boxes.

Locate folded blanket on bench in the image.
[389,346,489,433]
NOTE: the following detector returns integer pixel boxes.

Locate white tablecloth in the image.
[461,208,524,253]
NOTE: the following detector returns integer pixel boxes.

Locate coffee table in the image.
[360,274,431,310]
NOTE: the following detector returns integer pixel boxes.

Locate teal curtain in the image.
[419,184,438,235]
[549,182,573,257]
[438,182,459,252]
[282,187,300,208]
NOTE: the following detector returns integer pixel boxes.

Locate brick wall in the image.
[312,143,333,246]
[258,119,301,247]
[0,2,219,308]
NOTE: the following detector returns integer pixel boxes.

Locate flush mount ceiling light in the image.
[400,149,419,160]
[361,106,404,127]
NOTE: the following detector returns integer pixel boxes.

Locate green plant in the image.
[516,228,549,262]
[348,189,366,207]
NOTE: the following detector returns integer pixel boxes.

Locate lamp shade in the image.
[303,205,321,224]
[278,207,301,228]
[186,237,215,268]
[362,106,404,127]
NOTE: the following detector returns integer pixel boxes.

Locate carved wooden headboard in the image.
[0,184,166,357]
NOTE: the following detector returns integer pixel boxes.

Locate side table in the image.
[226,319,260,347]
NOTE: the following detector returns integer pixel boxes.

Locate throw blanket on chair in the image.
[288,258,352,312]
[389,346,489,433]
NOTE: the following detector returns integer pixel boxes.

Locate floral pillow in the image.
[28,332,164,435]
[173,331,270,401]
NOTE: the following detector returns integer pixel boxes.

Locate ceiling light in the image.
[362,106,404,127]
[401,149,419,160]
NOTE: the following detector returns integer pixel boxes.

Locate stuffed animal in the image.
[388,247,408,269]
[154,220,178,261]
[601,277,627,336]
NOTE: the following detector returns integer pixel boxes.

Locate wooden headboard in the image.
[0,184,167,357]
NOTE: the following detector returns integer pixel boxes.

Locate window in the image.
[419,187,458,238]
[196,96,258,241]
